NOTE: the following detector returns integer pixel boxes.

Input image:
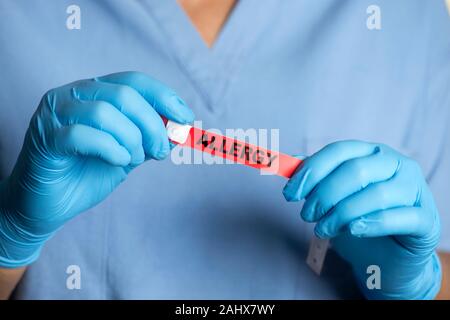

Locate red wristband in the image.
[165,120,302,178]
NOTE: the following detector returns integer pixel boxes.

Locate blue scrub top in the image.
[0,0,449,299]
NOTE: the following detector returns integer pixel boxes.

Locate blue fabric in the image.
[0,0,449,299]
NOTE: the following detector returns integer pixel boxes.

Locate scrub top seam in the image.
[143,0,265,112]
[205,0,286,114]
[143,3,219,111]
[101,205,112,299]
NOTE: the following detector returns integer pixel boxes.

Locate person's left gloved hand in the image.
[283,140,441,300]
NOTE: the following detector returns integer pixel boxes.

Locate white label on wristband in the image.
[166,120,192,144]
[306,236,329,275]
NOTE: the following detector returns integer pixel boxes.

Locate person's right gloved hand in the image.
[0,71,195,268]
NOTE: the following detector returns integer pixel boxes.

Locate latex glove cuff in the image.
[0,181,55,268]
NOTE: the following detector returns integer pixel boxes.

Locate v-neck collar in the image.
[143,0,280,113]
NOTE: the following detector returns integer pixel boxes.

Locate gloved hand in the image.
[283,140,441,299]
[0,71,194,268]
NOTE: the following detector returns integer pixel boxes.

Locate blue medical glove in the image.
[283,141,441,299]
[0,71,194,268]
